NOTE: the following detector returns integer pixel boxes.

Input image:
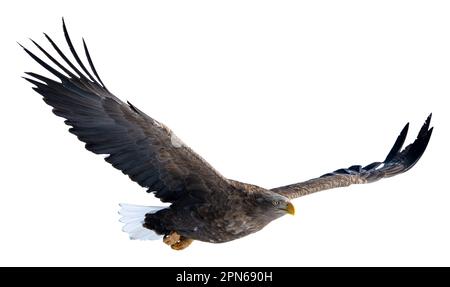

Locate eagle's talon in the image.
[171,237,193,250]
[163,231,181,246]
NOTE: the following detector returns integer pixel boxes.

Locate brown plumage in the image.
[21,20,433,250]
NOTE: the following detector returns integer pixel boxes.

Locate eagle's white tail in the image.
[118,204,166,240]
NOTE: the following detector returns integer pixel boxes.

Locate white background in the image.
[0,0,449,266]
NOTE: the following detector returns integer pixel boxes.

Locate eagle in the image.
[21,20,433,250]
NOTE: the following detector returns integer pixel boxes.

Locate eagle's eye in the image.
[272,200,280,206]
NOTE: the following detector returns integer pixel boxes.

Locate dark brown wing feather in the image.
[272,115,433,199]
[21,19,228,203]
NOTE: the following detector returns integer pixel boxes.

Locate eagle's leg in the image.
[171,237,193,250]
[163,231,181,246]
[163,231,193,250]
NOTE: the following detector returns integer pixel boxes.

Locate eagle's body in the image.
[146,182,283,243]
[21,20,433,250]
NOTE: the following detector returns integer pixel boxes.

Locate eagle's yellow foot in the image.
[163,231,180,246]
[171,237,193,250]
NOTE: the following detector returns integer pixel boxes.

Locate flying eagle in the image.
[21,20,433,250]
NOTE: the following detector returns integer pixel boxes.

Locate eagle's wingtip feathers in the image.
[384,121,409,163]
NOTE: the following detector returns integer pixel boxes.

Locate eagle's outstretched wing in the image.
[271,115,433,199]
[21,19,229,203]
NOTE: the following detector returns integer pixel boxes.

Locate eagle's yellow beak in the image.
[286,202,295,216]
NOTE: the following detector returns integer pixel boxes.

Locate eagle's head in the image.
[253,191,295,219]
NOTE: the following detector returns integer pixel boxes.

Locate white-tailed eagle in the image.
[21,20,433,250]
